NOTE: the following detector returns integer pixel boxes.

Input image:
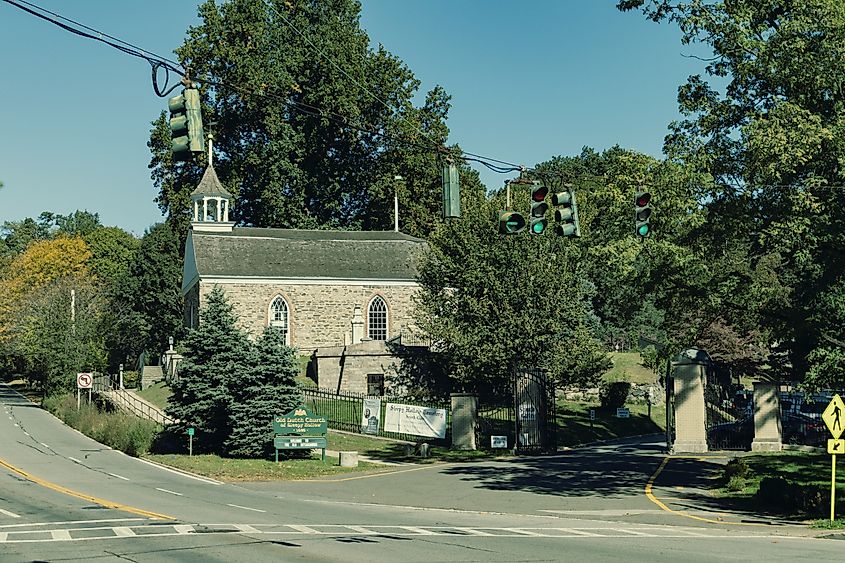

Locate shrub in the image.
[726,475,746,491]
[43,392,160,457]
[723,458,749,481]
[599,381,631,409]
[756,476,826,516]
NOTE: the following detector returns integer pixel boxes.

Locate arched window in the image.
[268,295,290,345]
[368,296,388,341]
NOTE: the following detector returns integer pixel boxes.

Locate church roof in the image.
[190,165,232,198]
[186,228,425,282]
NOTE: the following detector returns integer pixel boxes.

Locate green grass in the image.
[135,382,172,410]
[716,451,845,518]
[556,400,666,447]
[603,352,659,384]
[44,393,160,456]
[143,453,390,481]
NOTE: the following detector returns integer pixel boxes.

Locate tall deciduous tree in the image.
[149,0,454,239]
[619,0,845,385]
[129,223,184,359]
[411,182,608,400]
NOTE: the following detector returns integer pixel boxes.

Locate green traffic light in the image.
[637,224,650,237]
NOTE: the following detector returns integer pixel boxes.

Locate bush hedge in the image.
[43,393,160,457]
[599,381,631,409]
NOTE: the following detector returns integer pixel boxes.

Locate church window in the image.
[269,295,290,345]
[368,296,388,341]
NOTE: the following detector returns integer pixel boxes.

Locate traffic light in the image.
[552,189,581,237]
[168,87,205,159]
[635,191,652,239]
[498,210,526,234]
[529,181,549,235]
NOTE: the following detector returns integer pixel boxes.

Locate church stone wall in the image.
[197,281,418,353]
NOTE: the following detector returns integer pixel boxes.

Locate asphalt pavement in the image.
[1,382,843,562]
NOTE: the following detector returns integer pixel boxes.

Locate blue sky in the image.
[0,1,706,236]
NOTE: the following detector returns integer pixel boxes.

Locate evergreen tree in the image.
[225,326,301,458]
[167,286,250,453]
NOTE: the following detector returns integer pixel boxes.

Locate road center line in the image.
[0,508,20,518]
[226,503,265,513]
[155,488,182,496]
[0,456,171,520]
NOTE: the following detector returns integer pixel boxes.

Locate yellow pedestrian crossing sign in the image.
[822,394,845,440]
[829,439,845,455]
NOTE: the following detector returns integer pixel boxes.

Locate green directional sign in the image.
[273,407,327,436]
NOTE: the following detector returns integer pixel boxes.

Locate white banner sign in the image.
[361,398,382,435]
[384,403,447,439]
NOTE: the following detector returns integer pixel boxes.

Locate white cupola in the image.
[190,164,235,232]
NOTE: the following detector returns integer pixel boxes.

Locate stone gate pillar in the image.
[751,382,782,452]
[672,349,710,453]
[451,393,478,450]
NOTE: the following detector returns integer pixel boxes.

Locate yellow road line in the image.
[295,463,453,483]
[0,457,172,520]
[645,456,767,527]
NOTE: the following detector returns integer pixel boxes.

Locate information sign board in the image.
[491,435,508,449]
[273,407,327,436]
[616,408,630,419]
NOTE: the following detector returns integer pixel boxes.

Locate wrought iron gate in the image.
[704,377,751,451]
[514,368,556,454]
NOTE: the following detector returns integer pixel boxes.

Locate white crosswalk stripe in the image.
[0,522,797,543]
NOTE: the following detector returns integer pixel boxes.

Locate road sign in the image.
[822,394,845,440]
[828,439,845,455]
[76,373,93,389]
[616,408,630,419]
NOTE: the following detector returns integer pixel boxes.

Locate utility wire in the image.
[2,0,525,175]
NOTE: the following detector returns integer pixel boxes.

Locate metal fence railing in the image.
[92,373,176,426]
[301,388,451,444]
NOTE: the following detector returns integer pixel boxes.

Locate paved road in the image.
[1,383,843,562]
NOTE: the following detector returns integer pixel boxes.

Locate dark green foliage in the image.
[149,0,453,239]
[131,223,184,358]
[167,286,249,453]
[168,289,302,458]
[225,327,301,458]
[599,381,631,409]
[412,182,608,399]
[723,458,749,481]
[43,393,159,457]
[756,476,825,516]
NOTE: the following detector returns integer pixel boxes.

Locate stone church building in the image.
[181,165,426,394]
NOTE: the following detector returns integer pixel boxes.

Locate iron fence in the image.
[301,388,451,445]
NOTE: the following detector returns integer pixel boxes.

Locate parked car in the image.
[782,411,826,446]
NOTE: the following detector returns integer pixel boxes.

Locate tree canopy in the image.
[149,0,455,240]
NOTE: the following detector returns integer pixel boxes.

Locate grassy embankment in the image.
[715,452,845,527]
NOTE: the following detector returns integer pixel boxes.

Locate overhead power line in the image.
[2,0,525,175]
